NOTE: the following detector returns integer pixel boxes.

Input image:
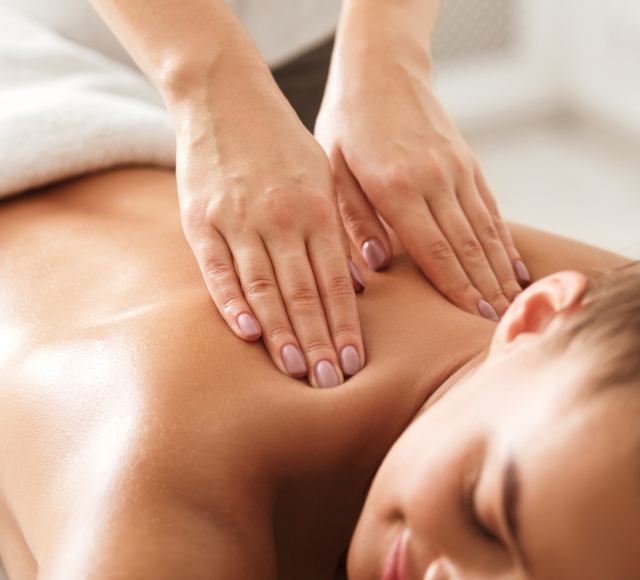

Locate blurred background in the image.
[432,0,640,258]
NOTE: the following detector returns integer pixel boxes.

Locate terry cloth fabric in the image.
[0,4,176,199]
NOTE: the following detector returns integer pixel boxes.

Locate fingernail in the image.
[514,259,531,285]
[340,345,361,376]
[282,344,307,377]
[237,313,260,339]
[348,258,365,291]
[478,299,499,323]
[316,360,340,389]
[362,238,387,271]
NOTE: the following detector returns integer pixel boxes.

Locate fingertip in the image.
[237,312,261,341]
[340,345,362,377]
[362,238,387,271]
[348,258,365,292]
[315,360,341,389]
[513,259,531,287]
[478,299,500,323]
[282,344,308,378]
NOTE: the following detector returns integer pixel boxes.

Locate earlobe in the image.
[491,271,588,353]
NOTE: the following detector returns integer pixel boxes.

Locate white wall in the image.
[434,0,640,140]
[433,0,562,131]
[562,0,640,138]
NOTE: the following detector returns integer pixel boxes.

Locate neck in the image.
[269,312,495,579]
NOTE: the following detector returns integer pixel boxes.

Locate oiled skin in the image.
[0,169,626,580]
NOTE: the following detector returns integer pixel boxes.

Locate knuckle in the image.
[244,274,279,300]
[487,287,507,304]
[204,195,235,226]
[330,320,359,342]
[459,238,484,261]
[480,224,500,243]
[382,163,413,196]
[263,188,297,231]
[453,283,477,307]
[323,274,355,301]
[287,285,322,310]
[489,205,501,221]
[339,201,370,234]
[263,322,294,343]
[204,257,235,282]
[307,191,336,230]
[423,151,449,190]
[426,240,455,263]
[500,272,519,287]
[300,335,333,356]
[219,293,244,315]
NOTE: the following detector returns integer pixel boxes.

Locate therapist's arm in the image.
[316,0,530,321]
[89,0,365,388]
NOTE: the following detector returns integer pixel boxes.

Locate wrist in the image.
[335,0,435,78]
[163,49,290,146]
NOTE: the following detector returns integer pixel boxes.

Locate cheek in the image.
[352,427,469,568]
[400,440,468,547]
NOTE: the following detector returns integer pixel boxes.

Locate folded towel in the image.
[0,5,176,200]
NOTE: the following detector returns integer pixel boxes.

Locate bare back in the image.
[0,169,626,580]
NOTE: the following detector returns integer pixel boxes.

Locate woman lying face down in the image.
[0,169,637,580]
[351,269,640,580]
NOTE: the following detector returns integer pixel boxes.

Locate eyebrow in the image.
[503,456,532,573]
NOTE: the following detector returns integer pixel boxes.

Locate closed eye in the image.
[462,475,502,545]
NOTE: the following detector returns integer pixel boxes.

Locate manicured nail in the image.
[237,313,260,339]
[282,344,307,377]
[316,360,340,389]
[478,299,499,323]
[340,345,361,376]
[362,238,387,271]
[348,258,365,291]
[514,259,531,285]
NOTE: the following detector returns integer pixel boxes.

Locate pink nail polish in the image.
[348,258,365,291]
[478,299,499,323]
[514,259,531,285]
[362,238,386,271]
[237,313,260,339]
[316,360,339,389]
[282,344,307,377]
[340,345,361,376]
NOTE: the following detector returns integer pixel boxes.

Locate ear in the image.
[491,271,588,354]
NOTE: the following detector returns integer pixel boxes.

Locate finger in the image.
[308,230,365,378]
[268,236,345,389]
[390,201,498,322]
[428,192,511,317]
[192,229,263,342]
[231,236,309,379]
[330,149,392,272]
[455,173,523,304]
[332,180,366,293]
[474,166,531,287]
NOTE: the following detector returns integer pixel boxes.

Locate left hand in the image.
[315,12,529,320]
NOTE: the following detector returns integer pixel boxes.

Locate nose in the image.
[424,558,454,580]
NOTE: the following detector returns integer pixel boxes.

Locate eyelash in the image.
[462,479,500,544]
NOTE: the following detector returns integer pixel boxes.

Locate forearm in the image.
[336,0,439,75]
[90,0,282,132]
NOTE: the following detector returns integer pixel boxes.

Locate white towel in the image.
[0,5,176,200]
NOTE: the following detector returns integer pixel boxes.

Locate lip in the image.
[382,527,409,580]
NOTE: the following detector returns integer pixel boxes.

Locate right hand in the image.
[173,74,365,389]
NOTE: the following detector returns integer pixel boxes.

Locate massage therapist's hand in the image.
[316,0,530,320]
[90,0,364,387]
[174,81,365,388]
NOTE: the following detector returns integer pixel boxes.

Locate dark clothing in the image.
[272,37,334,132]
